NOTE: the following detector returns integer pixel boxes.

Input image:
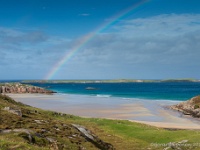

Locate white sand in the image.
[7,93,200,129]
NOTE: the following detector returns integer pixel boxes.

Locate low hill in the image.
[0,94,113,150]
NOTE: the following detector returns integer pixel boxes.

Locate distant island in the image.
[21,78,200,83]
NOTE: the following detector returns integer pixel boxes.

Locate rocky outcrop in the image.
[0,83,55,94]
[170,95,200,118]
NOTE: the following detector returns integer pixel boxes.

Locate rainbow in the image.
[45,0,149,79]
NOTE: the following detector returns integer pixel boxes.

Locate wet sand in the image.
[7,93,200,129]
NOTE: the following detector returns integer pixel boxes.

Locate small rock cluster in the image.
[170,95,200,118]
[0,83,55,94]
[0,128,59,149]
[3,106,22,117]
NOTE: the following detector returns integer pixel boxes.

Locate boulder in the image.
[72,124,114,150]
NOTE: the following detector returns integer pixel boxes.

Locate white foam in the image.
[55,92,183,104]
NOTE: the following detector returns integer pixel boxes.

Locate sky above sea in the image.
[0,0,200,80]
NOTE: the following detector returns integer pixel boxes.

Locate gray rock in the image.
[0,129,12,134]
[3,107,22,117]
[72,124,114,150]
[0,128,33,134]
[2,86,5,93]
[34,120,43,124]
[72,124,94,140]
[46,137,56,143]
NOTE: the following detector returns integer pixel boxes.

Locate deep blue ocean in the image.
[26,82,200,101]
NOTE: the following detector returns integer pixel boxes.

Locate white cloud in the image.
[79,13,90,16]
[76,14,200,64]
[61,14,200,79]
[114,14,200,36]
[0,27,72,69]
[0,27,48,46]
[1,14,200,79]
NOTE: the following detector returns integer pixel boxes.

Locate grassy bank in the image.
[1,94,200,150]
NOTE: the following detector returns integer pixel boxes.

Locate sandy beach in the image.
[7,93,200,129]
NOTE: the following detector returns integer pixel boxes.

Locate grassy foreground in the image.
[1,94,200,150]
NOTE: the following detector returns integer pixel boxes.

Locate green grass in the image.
[54,117,200,150]
[44,110,200,149]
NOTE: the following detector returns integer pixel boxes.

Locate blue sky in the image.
[0,0,200,80]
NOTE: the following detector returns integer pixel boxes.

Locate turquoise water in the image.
[28,82,200,101]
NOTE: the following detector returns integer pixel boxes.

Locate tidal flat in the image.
[8,93,200,129]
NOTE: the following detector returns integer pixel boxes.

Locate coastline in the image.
[7,93,200,129]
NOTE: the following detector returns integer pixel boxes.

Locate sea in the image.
[25,82,200,101]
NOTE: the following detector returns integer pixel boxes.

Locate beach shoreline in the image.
[7,93,200,129]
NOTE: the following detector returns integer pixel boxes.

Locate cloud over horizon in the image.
[71,14,200,74]
[0,14,200,79]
